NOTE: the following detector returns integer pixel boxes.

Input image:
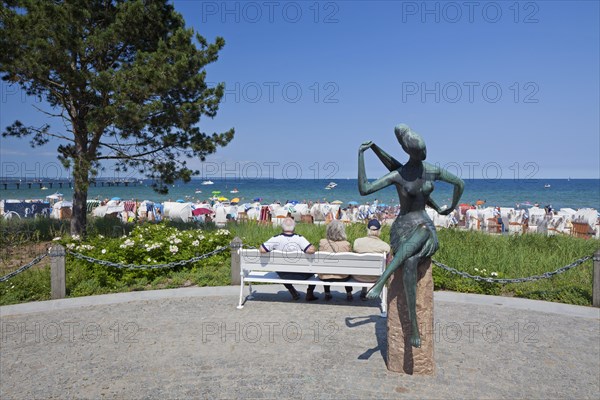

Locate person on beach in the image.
[318,220,354,301]
[358,124,464,347]
[259,217,318,301]
[352,219,391,300]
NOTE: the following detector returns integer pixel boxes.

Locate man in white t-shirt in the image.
[353,219,391,300]
[260,217,318,301]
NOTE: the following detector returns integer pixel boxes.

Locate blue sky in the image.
[1,0,599,181]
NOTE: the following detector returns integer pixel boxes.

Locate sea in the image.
[1,178,599,210]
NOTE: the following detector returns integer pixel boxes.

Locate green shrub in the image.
[59,222,232,296]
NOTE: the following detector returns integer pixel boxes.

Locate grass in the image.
[1,218,598,306]
[433,230,598,305]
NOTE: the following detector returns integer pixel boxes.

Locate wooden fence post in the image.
[593,249,600,308]
[50,244,66,299]
[230,237,243,286]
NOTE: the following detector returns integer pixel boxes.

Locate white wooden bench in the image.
[237,249,388,317]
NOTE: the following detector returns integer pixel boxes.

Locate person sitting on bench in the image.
[259,217,318,301]
[353,219,391,300]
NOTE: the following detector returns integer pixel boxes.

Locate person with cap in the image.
[352,219,391,300]
[259,217,318,301]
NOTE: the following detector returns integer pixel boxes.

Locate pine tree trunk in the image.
[70,158,89,237]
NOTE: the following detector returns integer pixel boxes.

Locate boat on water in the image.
[230,188,239,194]
[325,182,337,190]
[544,184,551,188]
[201,180,214,185]
[195,189,202,194]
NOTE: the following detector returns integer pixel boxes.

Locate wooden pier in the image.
[1,179,141,190]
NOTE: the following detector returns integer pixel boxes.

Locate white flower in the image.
[147,257,152,262]
[72,235,81,241]
[474,268,479,272]
[98,235,104,239]
[52,237,61,241]
[169,245,179,254]
[491,272,498,277]
[101,249,107,254]
[173,238,182,244]
[66,243,75,250]
[192,240,199,246]
[197,235,205,241]
[122,239,135,247]
[145,242,161,251]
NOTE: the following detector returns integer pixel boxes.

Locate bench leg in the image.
[380,285,388,318]
[247,283,254,300]
[237,279,245,309]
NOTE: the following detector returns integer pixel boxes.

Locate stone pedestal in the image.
[386,258,434,375]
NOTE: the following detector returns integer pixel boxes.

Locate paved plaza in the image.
[1,286,599,399]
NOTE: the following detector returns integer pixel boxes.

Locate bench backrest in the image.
[240,249,386,276]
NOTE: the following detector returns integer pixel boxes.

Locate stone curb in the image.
[2,287,598,319]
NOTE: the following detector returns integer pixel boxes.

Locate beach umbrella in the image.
[377,203,387,207]
[218,196,229,201]
[176,199,184,203]
[231,197,240,204]
[192,208,213,216]
[192,208,211,216]
[110,197,121,201]
[289,200,299,205]
[211,191,221,195]
[348,201,359,205]
[253,197,262,202]
[331,200,343,205]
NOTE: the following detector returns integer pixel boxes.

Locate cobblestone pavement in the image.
[1,287,599,399]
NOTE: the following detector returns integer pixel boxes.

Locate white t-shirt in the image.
[261,233,312,253]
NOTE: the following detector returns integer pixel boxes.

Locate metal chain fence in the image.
[0,253,48,283]
[66,245,230,270]
[432,255,593,284]
[0,239,594,285]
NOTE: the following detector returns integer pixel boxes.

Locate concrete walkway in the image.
[1,287,599,399]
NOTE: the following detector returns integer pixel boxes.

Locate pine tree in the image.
[1,0,234,236]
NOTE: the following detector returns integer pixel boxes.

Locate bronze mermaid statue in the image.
[358,124,464,348]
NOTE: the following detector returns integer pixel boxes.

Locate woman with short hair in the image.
[318,220,354,301]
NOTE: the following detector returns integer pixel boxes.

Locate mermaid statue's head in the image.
[394,124,426,161]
